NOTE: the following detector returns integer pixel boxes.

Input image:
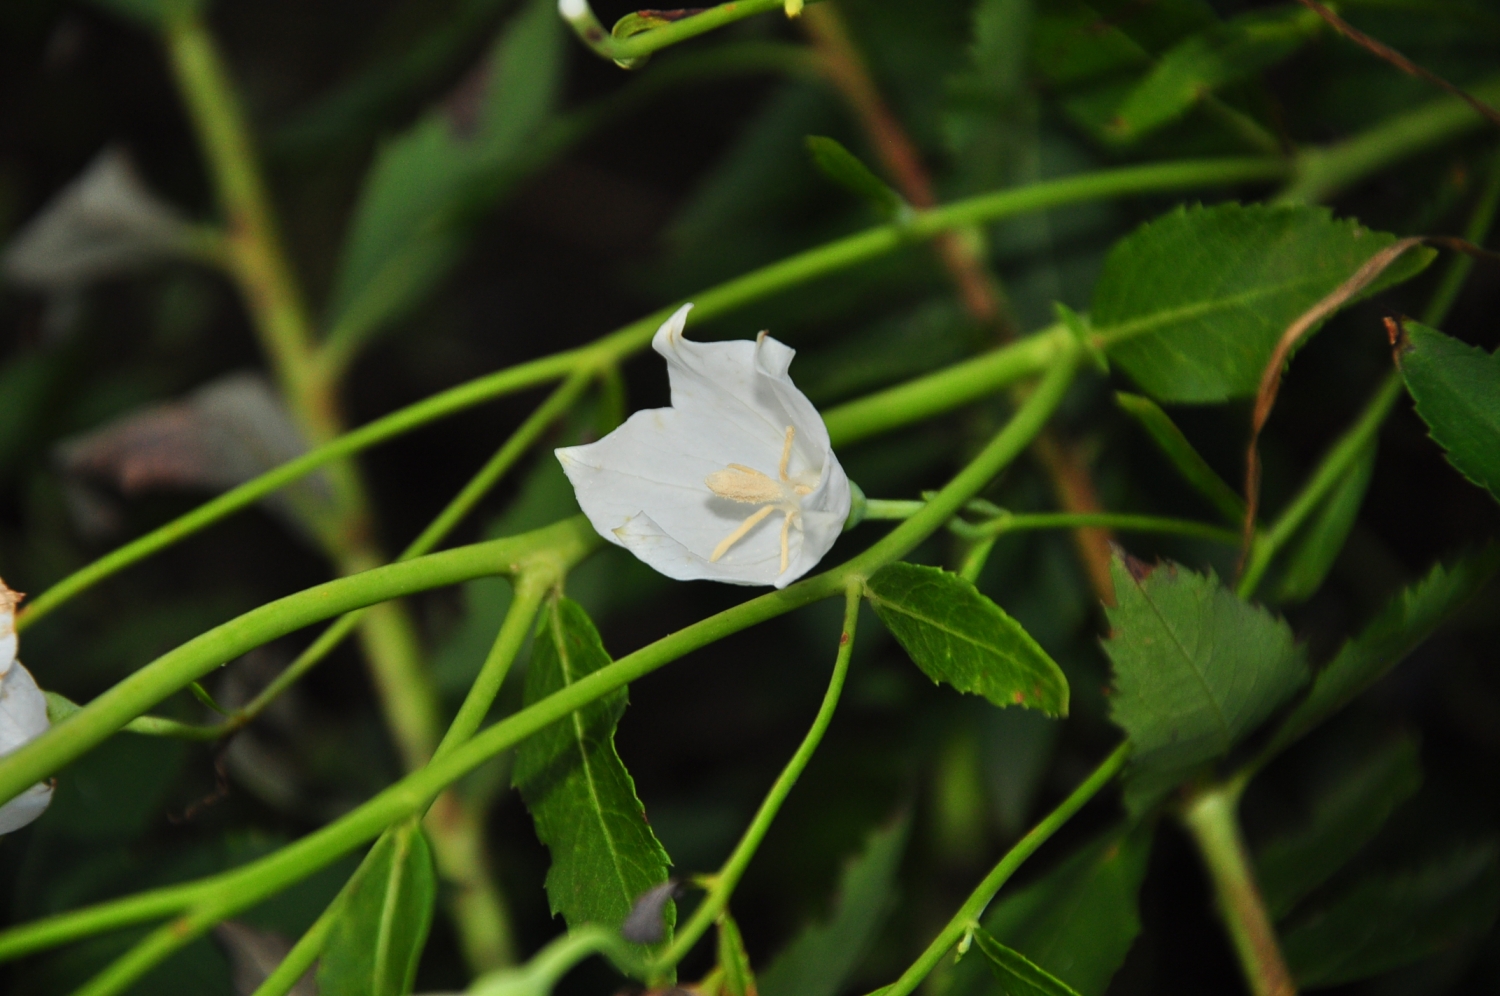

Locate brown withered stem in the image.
[800,5,1118,604]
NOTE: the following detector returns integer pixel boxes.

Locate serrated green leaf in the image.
[865,563,1069,716]
[975,823,1154,996]
[804,136,908,220]
[760,818,909,996]
[1103,554,1306,814]
[972,929,1082,996]
[325,0,563,354]
[1106,6,1320,141]
[1263,548,1499,758]
[1115,391,1244,524]
[1283,844,1500,988]
[1095,204,1433,403]
[717,913,757,996]
[1399,320,1500,504]
[318,821,437,996]
[512,596,673,938]
[1270,433,1376,604]
[1256,734,1422,919]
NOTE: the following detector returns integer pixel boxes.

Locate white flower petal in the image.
[0,660,53,833]
[559,305,850,587]
[0,579,18,674]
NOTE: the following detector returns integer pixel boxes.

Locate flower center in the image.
[705,425,814,573]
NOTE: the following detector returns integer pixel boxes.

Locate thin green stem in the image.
[961,512,1241,546]
[1238,374,1403,598]
[2,347,1076,971]
[652,581,862,975]
[560,0,826,67]
[249,900,335,996]
[1422,148,1500,326]
[19,157,1280,630]
[1180,777,1295,996]
[1278,76,1500,204]
[872,742,1132,996]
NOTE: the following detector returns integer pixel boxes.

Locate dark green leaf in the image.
[972,929,1082,996]
[1283,844,1500,988]
[1399,320,1500,503]
[978,823,1154,996]
[1095,204,1433,403]
[866,563,1069,716]
[512,597,673,938]
[325,0,563,353]
[318,821,437,996]
[804,136,908,220]
[1264,548,1500,758]
[717,912,757,996]
[1103,554,1306,813]
[760,819,909,996]
[82,0,203,27]
[1269,433,1376,604]
[1033,0,1218,89]
[1106,6,1320,141]
[1115,391,1244,524]
[1256,735,1422,918]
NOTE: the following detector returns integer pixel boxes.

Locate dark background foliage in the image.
[1,0,1499,993]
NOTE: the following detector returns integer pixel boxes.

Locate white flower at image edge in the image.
[558,304,851,588]
[0,579,52,834]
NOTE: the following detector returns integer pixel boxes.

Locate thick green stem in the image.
[0,518,598,810]
[1237,374,1403,598]
[873,742,1132,996]
[560,0,828,67]
[1180,779,1296,996]
[653,581,862,974]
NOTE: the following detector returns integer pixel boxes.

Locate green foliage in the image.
[972,929,1081,996]
[865,562,1069,717]
[325,0,564,354]
[1103,554,1306,813]
[318,821,437,996]
[511,596,674,938]
[1399,320,1500,504]
[1270,434,1377,604]
[1114,391,1243,523]
[1095,204,1431,403]
[83,0,203,28]
[1265,547,1500,758]
[1256,735,1422,918]
[805,136,908,220]
[1282,844,1500,988]
[978,823,1154,995]
[1106,6,1320,142]
[760,819,909,996]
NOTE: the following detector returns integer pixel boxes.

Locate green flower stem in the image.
[1180,778,1295,996]
[84,372,593,743]
[0,518,598,812]
[19,157,1280,631]
[960,512,1241,546]
[256,573,551,994]
[1237,373,1404,599]
[652,581,862,976]
[560,0,827,67]
[857,502,1240,547]
[871,741,1132,996]
[1,343,1077,973]
[467,926,639,996]
[249,900,334,996]
[1278,76,1500,204]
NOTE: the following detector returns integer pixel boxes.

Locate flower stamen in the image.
[711,505,777,563]
[706,425,813,570]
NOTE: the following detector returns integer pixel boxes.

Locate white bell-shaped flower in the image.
[0,579,52,834]
[558,304,851,588]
